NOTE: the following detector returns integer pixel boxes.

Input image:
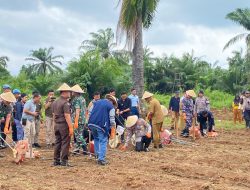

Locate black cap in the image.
[199,90,204,94]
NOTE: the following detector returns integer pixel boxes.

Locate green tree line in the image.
[0,7,250,98]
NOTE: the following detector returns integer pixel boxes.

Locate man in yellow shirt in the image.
[142,91,164,149]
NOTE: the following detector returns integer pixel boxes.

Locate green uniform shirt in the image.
[0,102,12,119]
[71,96,86,125]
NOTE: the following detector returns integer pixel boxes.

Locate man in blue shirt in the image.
[88,94,116,166]
[128,88,140,117]
[22,93,41,146]
[169,91,180,130]
[14,93,27,141]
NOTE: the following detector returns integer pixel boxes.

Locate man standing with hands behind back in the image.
[52,83,73,167]
[44,90,56,148]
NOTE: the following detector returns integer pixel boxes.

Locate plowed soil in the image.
[1,127,250,190]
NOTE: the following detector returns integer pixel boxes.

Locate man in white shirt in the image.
[128,88,140,117]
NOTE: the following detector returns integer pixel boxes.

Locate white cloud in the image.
[145,23,246,68]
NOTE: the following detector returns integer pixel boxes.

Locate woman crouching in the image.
[121,115,152,152]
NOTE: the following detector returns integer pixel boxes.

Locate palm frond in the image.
[223,33,247,51]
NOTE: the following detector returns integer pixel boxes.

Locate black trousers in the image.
[135,136,151,152]
[54,123,70,163]
[0,123,6,144]
[12,122,17,142]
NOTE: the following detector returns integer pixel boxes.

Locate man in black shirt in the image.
[117,92,131,142]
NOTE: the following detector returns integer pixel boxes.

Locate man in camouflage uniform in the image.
[181,90,196,137]
[0,92,16,152]
[71,84,87,154]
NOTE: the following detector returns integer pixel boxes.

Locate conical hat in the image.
[71,84,84,94]
[186,90,197,98]
[105,94,118,108]
[57,83,72,92]
[0,92,16,103]
[142,91,153,99]
[161,105,168,117]
[126,115,138,128]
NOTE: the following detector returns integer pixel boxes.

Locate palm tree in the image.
[80,28,117,59]
[25,47,63,76]
[224,8,250,58]
[117,0,159,97]
[0,56,9,68]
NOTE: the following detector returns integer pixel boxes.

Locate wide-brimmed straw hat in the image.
[126,115,138,128]
[142,91,153,99]
[57,83,72,92]
[0,92,16,103]
[105,94,118,108]
[71,84,84,94]
[186,90,197,98]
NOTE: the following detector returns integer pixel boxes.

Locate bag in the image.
[22,118,27,126]
[160,129,172,145]
[189,126,201,139]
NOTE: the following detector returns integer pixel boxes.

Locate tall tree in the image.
[25,47,63,76]
[0,56,9,68]
[80,28,116,59]
[117,0,159,97]
[224,8,250,58]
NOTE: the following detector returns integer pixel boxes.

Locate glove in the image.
[74,122,79,129]
[183,113,187,121]
[146,133,151,138]
[74,116,79,129]
[69,125,74,137]
[4,127,9,134]
[110,127,116,139]
[120,145,127,151]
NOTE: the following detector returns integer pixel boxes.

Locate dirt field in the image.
[1,125,250,190]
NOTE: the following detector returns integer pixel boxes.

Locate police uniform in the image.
[243,96,250,128]
[52,96,71,164]
[181,97,194,136]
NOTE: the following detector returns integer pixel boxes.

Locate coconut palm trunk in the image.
[132,17,144,98]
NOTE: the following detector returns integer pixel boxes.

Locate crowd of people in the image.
[0,83,249,167]
[169,90,215,137]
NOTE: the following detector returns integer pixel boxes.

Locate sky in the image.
[0,0,249,75]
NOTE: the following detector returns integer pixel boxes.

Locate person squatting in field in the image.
[120,115,151,152]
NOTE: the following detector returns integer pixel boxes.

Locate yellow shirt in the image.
[148,98,164,124]
[232,102,239,110]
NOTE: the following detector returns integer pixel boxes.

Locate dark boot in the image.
[61,161,73,167]
[97,160,109,166]
[51,160,61,167]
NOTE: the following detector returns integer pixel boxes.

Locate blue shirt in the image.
[128,94,139,107]
[88,99,115,135]
[22,100,36,122]
[14,101,24,121]
[169,96,180,112]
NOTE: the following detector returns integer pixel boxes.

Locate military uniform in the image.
[181,97,194,136]
[52,97,71,164]
[71,96,87,151]
[0,102,12,146]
